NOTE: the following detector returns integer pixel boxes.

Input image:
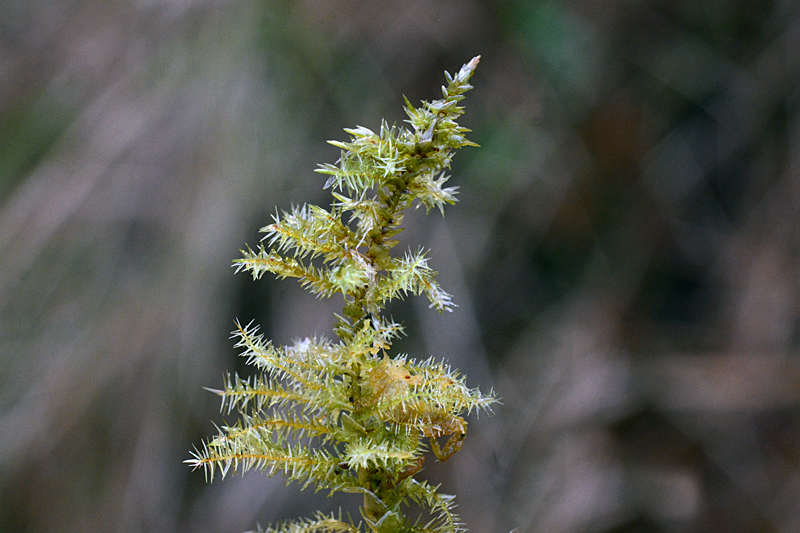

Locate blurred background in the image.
[2,0,800,531]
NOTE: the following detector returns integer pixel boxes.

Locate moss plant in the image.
[187,56,496,533]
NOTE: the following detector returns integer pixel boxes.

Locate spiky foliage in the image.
[187,56,496,533]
